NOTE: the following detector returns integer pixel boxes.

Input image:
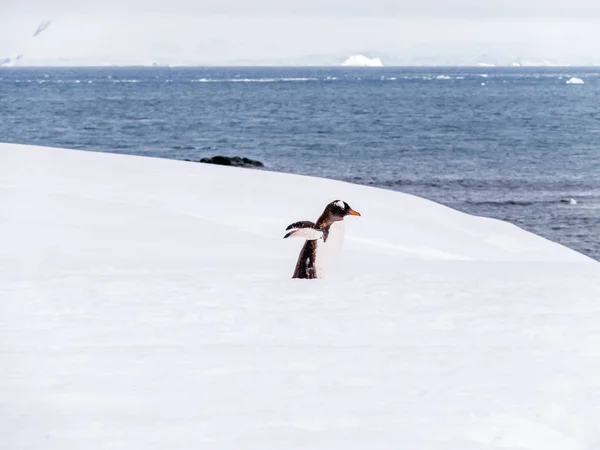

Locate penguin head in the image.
[326,200,361,220]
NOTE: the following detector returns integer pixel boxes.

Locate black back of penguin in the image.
[292,240,319,279]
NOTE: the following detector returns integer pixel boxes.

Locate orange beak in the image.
[347,209,361,216]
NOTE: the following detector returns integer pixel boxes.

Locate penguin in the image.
[284,200,361,279]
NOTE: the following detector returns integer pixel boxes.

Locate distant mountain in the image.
[0,20,52,66]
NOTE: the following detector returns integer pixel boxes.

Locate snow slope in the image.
[1,143,599,450]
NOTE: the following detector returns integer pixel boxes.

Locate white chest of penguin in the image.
[315,221,346,278]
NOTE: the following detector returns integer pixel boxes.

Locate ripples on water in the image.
[1,67,599,259]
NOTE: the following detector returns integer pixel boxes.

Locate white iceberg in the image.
[1,143,598,450]
[566,77,585,85]
[341,54,383,67]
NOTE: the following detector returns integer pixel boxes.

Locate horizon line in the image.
[2,64,599,69]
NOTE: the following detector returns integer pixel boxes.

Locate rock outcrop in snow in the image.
[197,155,264,168]
[341,55,383,67]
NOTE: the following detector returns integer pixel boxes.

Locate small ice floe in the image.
[436,75,452,80]
[566,77,584,85]
[561,198,578,205]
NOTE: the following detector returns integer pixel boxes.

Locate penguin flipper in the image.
[283,221,323,240]
[284,228,324,240]
[285,221,316,231]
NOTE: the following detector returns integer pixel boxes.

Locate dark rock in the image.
[199,156,264,168]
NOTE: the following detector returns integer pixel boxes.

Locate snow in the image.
[566,77,585,85]
[1,143,600,450]
[341,55,384,67]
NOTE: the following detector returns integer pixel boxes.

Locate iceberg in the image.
[1,143,598,450]
[341,54,384,67]
[566,77,584,85]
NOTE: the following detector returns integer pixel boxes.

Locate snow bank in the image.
[1,143,599,450]
[341,54,383,67]
[566,77,585,85]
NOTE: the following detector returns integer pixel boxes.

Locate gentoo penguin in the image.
[284,200,360,279]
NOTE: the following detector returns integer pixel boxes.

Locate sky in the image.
[2,1,600,65]
[4,0,600,17]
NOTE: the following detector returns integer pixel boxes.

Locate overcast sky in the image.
[2,1,600,65]
[5,0,600,17]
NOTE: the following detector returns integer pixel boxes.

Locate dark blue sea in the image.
[1,67,599,260]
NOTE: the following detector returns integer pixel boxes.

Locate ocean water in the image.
[1,67,599,260]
